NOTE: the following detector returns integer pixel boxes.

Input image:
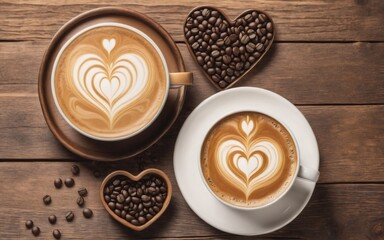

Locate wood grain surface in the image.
[1,0,384,41]
[0,0,383,239]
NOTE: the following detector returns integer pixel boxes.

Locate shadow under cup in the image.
[51,22,192,142]
[199,111,319,210]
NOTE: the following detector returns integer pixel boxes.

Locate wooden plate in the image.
[39,7,188,161]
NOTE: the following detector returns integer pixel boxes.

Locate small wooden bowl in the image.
[100,169,172,231]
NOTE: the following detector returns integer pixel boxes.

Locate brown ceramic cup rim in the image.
[100,169,172,231]
[183,6,275,90]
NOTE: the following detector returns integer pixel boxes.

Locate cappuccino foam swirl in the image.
[216,116,284,199]
[201,112,297,207]
[73,38,148,127]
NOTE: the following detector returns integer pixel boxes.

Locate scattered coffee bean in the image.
[32,226,40,236]
[53,229,61,239]
[104,174,168,226]
[184,7,274,89]
[54,178,63,189]
[43,195,51,205]
[65,211,74,222]
[71,164,80,175]
[77,196,85,207]
[48,215,57,224]
[78,187,87,197]
[83,208,93,218]
[64,178,75,188]
[25,220,33,229]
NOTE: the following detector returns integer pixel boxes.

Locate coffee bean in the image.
[77,196,85,207]
[256,43,264,52]
[108,202,115,210]
[32,226,40,236]
[131,219,139,226]
[246,42,256,53]
[65,211,74,222]
[233,47,240,56]
[267,33,273,40]
[117,194,125,204]
[219,81,228,88]
[54,178,62,189]
[43,195,51,205]
[240,35,250,44]
[212,50,220,58]
[258,14,267,23]
[25,220,33,229]
[48,215,57,224]
[83,208,93,218]
[64,178,74,187]
[53,229,61,239]
[71,164,80,175]
[78,187,87,197]
[132,197,140,204]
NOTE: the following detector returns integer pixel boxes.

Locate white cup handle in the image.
[298,165,320,182]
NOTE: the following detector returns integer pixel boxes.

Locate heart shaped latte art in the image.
[72,38,148,127]
[184,7,274,89]
[216,116,283,199]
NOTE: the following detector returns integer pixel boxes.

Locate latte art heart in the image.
[217,117,282,199]
[72,38,148,127]
[201,112,298,208]
[53,25,168,139]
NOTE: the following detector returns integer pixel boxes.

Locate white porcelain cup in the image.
[199,110,320,210]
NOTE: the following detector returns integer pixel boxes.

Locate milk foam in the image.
[201,112,298,208]
[72,38,148,127]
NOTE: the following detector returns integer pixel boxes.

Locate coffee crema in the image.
[201,112,298,208]
[53,25,167,139]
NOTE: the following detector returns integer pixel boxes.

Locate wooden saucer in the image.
[39,7,188,161]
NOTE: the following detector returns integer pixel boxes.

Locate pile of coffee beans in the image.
[104,174,167,226]
[26,164,93,238]
[184,7,274,89]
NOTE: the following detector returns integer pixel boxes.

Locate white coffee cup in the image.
[198,110,320,210]
[51,22,192,141]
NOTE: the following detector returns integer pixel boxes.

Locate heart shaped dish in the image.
[100,169,172,231]
[184,6,275,90]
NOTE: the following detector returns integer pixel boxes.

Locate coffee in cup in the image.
[200,112,298,208]
[52,23,192,141]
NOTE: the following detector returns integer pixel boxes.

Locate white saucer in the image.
[173,87,319,236]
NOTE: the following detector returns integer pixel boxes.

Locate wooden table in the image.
[0,1,383,239]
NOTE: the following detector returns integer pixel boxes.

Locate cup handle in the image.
[298,165,320,182]
[169,72,193,88]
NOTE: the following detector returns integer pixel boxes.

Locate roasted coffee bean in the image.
[53,229,61,239]
[114,209,121,217]
[71,164,80,175]
[25,220,33,229]
[64,178,74,187]
[54,178,63,189]
[131,219,139,225]
[83,208,93,218]
[117,194,125,203]
[32,226,40,236]
[78,187,87,197]
[108,202,115,210]
[77,196,85,207]
[132,197,140,204]
[116,203,124,210]
[65,211,74,222]
[256,43,264,52]
[43,195,51,205]
[48,215,57,224]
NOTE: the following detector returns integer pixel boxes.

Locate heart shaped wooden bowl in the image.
[100,169,172,231]
[184,6,275,90]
